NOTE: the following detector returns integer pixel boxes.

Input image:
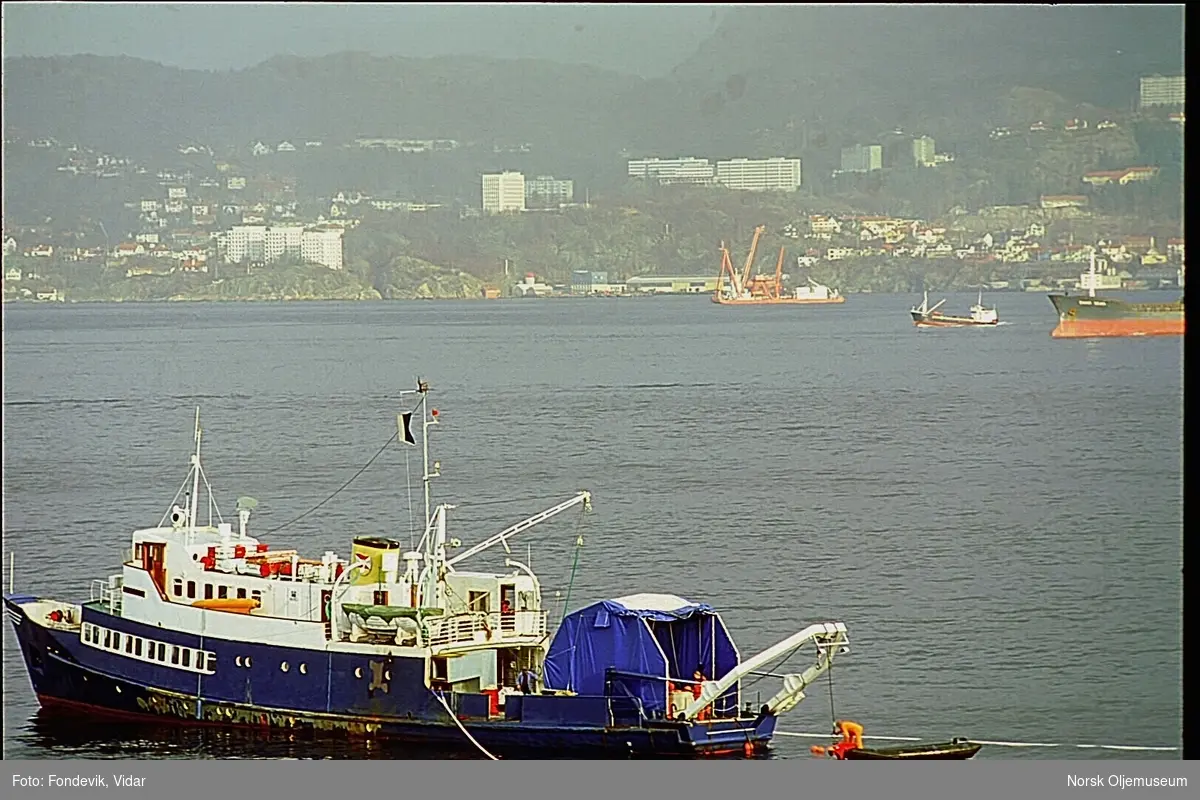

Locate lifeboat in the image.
[190,598,261,614]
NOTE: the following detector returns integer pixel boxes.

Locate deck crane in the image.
[738,225,765,295]
[715,241,739,299]
[771,245,785,299]
[744,244,787,300]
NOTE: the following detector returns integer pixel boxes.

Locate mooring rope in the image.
[775,730,1180,752]
[434,691,500,761]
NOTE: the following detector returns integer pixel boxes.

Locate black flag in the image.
[399,413,416,445]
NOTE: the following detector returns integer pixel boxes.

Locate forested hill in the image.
[3,6,1183,164]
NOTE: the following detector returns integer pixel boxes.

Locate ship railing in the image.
[89,576,124,614]
[426,610,548,648]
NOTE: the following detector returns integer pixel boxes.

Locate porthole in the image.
[299,663,307,674]
[115,686,122,694]
[245,656,252,668]
[281,662,289,672]
[355,667,362,678]
[385,671,391,681]
[235,656,242,667]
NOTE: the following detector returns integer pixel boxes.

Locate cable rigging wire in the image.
[264,429,400,535]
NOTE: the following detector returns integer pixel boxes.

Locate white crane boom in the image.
[445,491,591,567]
[679,621,849,720]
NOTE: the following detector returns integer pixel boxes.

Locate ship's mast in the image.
[1087,249,1097,298]
[189,408,202,531]
[399,379,439,532]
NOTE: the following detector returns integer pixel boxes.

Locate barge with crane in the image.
[5,381,852,758]
[713,226,845,305]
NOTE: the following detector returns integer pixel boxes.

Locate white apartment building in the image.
[264,224,305,263]
[627,157,714,185]
[714,157,802,191]
[840,144,883,173]
[224,225,267,264]
[301,228,344,271]
[222,225,343,270]
[525,175,575,207]
[913,136,936,167]
[482,171,526,213]
[1139,75,1185,107]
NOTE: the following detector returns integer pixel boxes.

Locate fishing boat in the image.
[1047,251,1184,338]
[5,380,852,759]
[910,290,999,327]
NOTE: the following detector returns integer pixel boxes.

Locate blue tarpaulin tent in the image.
[543,593,740,717]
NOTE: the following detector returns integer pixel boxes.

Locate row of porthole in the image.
[232,655,309,675]
[226,660,385,680]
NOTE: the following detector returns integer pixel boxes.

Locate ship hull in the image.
[911,312,998,328]
[1047,294,1184,338]
[713,296,845,305]
[6,595,774,759]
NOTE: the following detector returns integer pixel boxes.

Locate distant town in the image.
[3,74,1184,303]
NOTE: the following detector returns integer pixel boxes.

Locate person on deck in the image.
[828,720,865,759]
[517,668,538,695]
[691,669,711,721]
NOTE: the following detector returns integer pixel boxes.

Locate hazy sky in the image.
[2,3,727,76]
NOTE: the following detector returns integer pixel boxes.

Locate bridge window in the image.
[173,578,183,597]
[206,653,217,672]
[218,585,228,599]
[237,588,247,599]
[157,643,166,662]
[103,630,111,648]
[112,632,121,650]
[135,638,143,657]
[181,649,191,668]
[204,584,214,600]
[251,590,262,603]
[187,581,196,599]
[468,591,490,613]
[125,636,134,654]
[171,646,180,665]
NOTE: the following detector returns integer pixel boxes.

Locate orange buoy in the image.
[810,745,827,757]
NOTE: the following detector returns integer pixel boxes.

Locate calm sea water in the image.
[1,292,1183,760]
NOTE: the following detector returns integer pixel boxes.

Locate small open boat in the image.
[841,738,982,760]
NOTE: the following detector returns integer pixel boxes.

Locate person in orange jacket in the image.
[829,720,864,758]
[811,720,865,759]
[691,669,712,721]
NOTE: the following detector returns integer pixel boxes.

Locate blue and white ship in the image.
[5,381,851,758]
